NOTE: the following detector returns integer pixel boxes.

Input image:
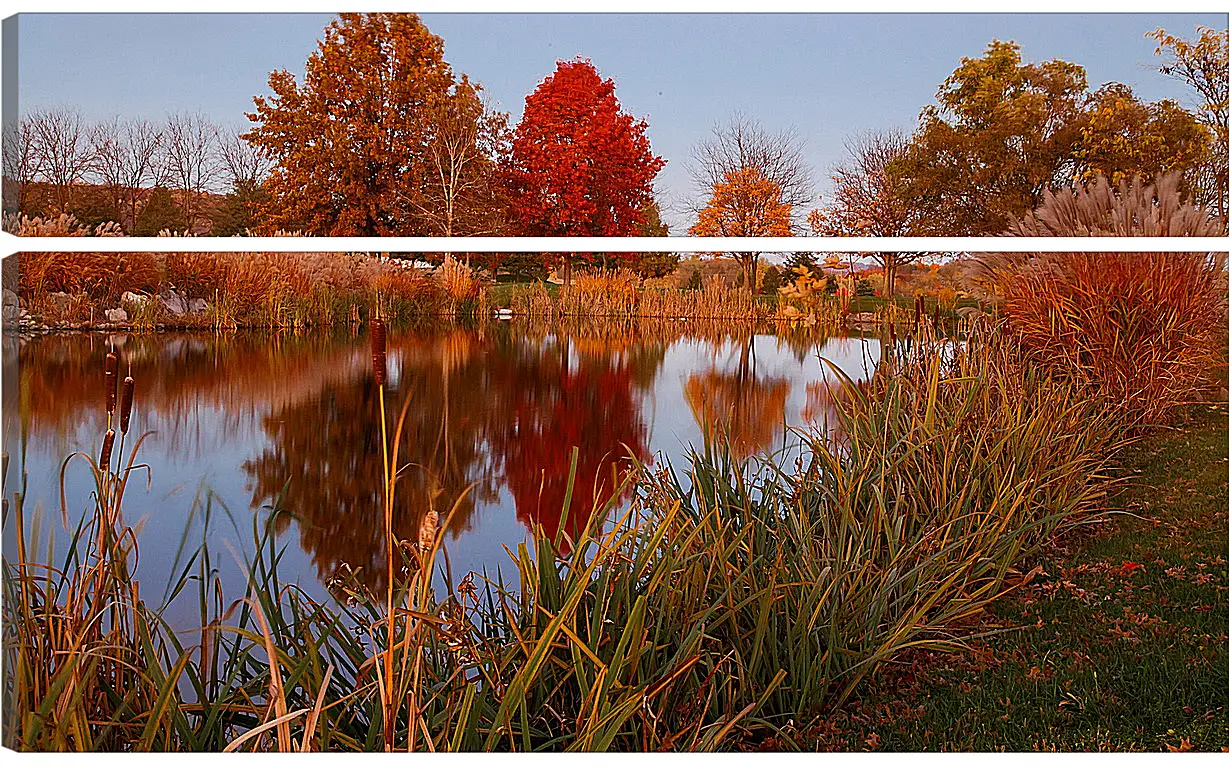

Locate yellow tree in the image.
[1075,82,1210,191]
[1149,26,1229,222]
[894,41,1090,235]
[688,166,792,289]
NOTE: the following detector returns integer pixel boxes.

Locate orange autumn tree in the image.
[244,13,506,235]
[688,166,792,289]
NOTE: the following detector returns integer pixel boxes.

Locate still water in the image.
[3,322,881,623]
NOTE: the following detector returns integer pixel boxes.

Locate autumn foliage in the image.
[689,166,791,288]
[245,13,504,235]
[991,176,1227,427]
[1076,82,1209,189]
[996,253,1226,429]
[502,58,664,239]
[690,166,791,239]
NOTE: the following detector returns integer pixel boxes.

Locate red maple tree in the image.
[502,58,665,242]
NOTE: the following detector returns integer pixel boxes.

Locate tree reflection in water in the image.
[244,326,658,590]
[685,335,790,459]
[13,322,867,595]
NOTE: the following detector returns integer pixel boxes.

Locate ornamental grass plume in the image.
[1007,173,1223,238]
[435,255,482,305]
[417,510,439,552]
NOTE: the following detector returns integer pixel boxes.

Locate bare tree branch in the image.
[29,107,93,213]
[164,111,221,229]
[3,115,41,215]
[687,112,813,224]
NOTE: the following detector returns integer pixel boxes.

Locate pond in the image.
[2,321,883,626]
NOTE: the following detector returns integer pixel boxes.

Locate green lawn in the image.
[799,404,1228,751]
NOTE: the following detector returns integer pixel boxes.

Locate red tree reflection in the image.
[495,359,649,553]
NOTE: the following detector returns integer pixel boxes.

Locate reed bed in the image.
[13,251,475,329]
[558,268,643,317]
[4,320,1140,752]
[638,283,772,320]
[18,252,161,310]
[506,282,559,318]
[434,256,484,317]
[502,272,775,321]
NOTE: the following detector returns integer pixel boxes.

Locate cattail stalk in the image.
[119,377,135,434]
[371,318,388,387]
[370,314,394,748]
[104,353,118,416]
[99,429,115,469]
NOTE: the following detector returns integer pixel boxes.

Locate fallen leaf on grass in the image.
[1163,736,1194,752]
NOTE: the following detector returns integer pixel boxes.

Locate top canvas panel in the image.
[3,12,1227,238]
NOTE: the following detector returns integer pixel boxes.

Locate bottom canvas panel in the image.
[1,249,1225,751]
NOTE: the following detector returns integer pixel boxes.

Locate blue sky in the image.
[17,12,1227,230]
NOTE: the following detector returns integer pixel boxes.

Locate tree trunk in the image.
[743,253,759,293]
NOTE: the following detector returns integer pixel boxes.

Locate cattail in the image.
[417,510,439,552]
[914,295,923,328]
[99,429,115,469]
[371,318,387,387]
[104,353,118,414]
[932,304,941,329]
[119,376,135,434]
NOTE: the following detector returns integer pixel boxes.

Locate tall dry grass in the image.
[990,253,1226,428]
[433,256,485,317]
[1007,174,1224,238]
[3,213,124,238]
[15,252,453,328]
[500,269,776,321]
[19,252,161,307]
[558,268,642,317]
[639,282,772,320]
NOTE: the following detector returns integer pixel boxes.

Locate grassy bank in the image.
[803,403,1227,751]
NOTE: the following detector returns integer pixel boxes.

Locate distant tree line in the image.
[3,15,1224,290]
[4,109,273,235]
